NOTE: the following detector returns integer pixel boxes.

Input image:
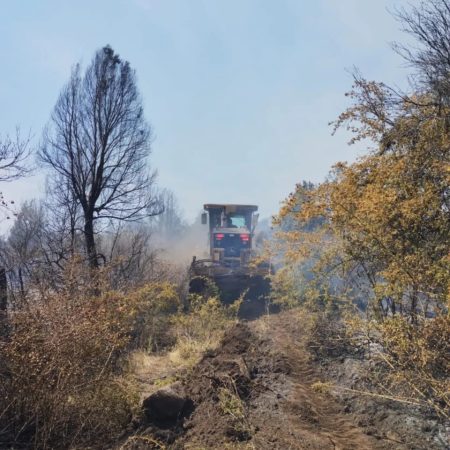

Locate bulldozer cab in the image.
[203,204,258,265]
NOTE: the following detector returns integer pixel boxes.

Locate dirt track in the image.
[132,311,448,449]
[246,314,382,450]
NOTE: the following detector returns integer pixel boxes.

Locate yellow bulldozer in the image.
[189,204,273,319]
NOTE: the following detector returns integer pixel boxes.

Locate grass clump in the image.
[218,383,253,442]
[170,291,238,367]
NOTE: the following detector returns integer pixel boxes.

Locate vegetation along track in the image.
[127,310,447,449]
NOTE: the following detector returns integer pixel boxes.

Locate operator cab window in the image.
[228,215,246,228]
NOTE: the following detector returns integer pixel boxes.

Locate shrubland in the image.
[0,260,174,448]
[269,0,450,419]
[0,259,236,449]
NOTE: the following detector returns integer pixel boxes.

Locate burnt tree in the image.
[0,131,32,319]
[40,46,161,268]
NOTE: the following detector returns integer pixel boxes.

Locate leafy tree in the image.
[271,3,450,415]
[274,1,450,319]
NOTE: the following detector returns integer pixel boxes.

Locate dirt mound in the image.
[178,323,268,447]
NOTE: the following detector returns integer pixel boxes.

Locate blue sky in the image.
[0,0,417,224]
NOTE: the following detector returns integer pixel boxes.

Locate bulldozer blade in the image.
[213,274,276,320]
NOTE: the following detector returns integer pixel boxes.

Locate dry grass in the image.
[170,294,238,366]
[311,381,333,394]
[128,293,237,385]
[371,315,450,418]
[304,305,450,418]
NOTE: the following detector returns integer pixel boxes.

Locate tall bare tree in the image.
[392,0,450,107]
[40,46,162,268]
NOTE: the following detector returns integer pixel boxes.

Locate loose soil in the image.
[126,311,449,449]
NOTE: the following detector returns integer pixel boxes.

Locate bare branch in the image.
[0,129,32,182]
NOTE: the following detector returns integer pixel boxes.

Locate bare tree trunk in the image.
[0,268,8,338]
[84,218,98,269]
[18,267,25,298]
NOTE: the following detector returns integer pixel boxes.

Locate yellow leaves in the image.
[274,85,449,319]
[377,315,450,374]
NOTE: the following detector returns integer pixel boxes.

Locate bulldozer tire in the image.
[189,276,208,296]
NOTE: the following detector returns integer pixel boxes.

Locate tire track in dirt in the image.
[248,313,390,450]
